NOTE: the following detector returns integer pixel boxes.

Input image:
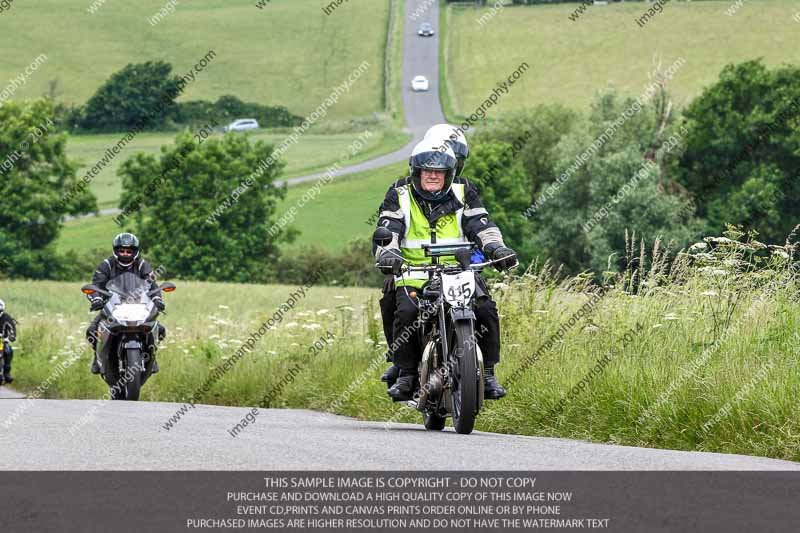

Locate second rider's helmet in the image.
[409,140,458,202]
[424,124,469,177]
[112,232,140,267]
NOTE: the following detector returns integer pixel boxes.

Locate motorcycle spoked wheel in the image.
[420,341,447,431]
[450,320,480,435]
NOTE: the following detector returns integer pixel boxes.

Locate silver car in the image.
[224,118,260,132]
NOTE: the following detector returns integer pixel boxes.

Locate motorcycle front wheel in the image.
[124,348,143,401]
[450,320,480,435]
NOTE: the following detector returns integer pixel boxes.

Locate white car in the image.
[411,75,429,92]
[418,23,434,36]
[224,118,259,132]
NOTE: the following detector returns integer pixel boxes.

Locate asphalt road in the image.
[0,386,24,399]
[0,400,797,470]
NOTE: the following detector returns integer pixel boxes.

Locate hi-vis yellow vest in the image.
[395,183,469,288]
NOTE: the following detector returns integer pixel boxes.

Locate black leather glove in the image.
[492,246,518,271]
[382,275,395,294]
[153,298,166,312]
[90,298,104,311]
[378,251,404,275]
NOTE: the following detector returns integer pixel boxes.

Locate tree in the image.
[0,100,97,278]
[674,60,800,243]
[117,133,291,282]
[464,142,535,264]
[473,103,578,205]
[532,89,699,273]
[81,61,181,132]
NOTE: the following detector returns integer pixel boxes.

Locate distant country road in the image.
[285,0,446,186]
[0,400,798,470]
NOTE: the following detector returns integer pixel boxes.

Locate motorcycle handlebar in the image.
[374,253,517,273]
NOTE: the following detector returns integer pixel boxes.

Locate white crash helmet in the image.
[0,299,4,316]
[408,140,458,202]
[424,124,469,176]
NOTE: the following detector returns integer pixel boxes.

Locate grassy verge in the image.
[445,0,800,114]
[438,0,462,124]
[387,0,407,128]
[5,236,800,461]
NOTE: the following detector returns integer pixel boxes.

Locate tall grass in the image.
[4,229,799,460]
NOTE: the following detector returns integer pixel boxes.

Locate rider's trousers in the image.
[389,277,501,372]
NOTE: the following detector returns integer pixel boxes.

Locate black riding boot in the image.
[90,352,101,375]
[381,364,400,387]
[387,369,418,402]
[484,365,506,400]
[2,345,12,384]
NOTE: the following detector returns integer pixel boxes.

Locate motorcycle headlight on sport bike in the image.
[111,303,151,323]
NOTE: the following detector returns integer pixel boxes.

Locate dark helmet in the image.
[424,124,469,177]
[113,232,140,266]
[409,140,457,202]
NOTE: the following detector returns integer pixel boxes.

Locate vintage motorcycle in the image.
[374,227,513,434]
[81,272,175,400]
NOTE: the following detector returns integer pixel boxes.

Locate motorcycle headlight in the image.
[112,304,150,323]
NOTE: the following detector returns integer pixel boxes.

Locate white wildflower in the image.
[700,290,718,297]
[218,305,230,309]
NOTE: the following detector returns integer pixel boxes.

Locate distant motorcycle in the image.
[81,273,175,400]
[374,227,514,434]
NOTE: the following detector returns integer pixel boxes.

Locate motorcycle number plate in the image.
[442,271,475,306]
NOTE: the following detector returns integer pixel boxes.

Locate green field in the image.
[4,239,800,461]
[66,128,409,208]
[444,0,800,117]
[2,0,389,120]
[280,162,407,249]
[57,161,408,253]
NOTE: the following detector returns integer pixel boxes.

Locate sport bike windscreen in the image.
[105,272,151,300]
